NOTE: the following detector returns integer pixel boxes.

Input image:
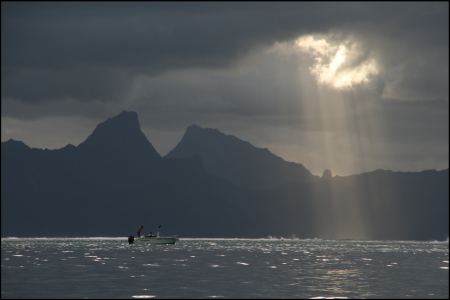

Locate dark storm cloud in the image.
[2,2,334,71]
[2,2,448,174]
[2,67,132,102]
[2,2,447,104]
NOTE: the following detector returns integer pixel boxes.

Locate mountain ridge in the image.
[1,111,448,240]
[167,123,315,188]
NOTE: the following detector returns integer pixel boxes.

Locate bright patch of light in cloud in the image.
[295,35,379,89]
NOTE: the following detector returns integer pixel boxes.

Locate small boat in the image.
[128,225,178,245]
[128,235,178,245]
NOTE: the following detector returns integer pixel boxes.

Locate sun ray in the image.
[270,33,398,239]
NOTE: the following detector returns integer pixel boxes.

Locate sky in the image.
[1,2,448,175]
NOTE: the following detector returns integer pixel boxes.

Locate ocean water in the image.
[1,238,448,299]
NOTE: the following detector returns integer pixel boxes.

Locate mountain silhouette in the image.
[78,111,161,165]
[167,124,314,188]
[1,111,448,240]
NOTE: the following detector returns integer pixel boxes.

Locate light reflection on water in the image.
[1,238,448,298]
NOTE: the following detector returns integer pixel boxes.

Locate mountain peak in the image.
[77,111,161,160]
[2,138,28,147]
[187,123,201,130]
[185,124,222,136]
[81,111,141,143]
[99,110,140,131]
[167,124,313,188]
[114,110,138,120]
[2,138,30,148]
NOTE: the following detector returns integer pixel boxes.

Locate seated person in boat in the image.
[137,225,144,237]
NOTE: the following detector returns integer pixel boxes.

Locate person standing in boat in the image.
[137,225,144,237]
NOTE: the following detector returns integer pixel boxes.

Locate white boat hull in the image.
[129,236,178,244]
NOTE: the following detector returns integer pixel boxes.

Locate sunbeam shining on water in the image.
[1,238,449,298]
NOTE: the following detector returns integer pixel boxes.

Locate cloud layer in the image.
[2,2,448,175]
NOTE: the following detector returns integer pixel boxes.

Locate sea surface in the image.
[1,238,448,299]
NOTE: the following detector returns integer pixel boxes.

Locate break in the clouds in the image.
[295,35,379,89]
[1,2,448,175]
